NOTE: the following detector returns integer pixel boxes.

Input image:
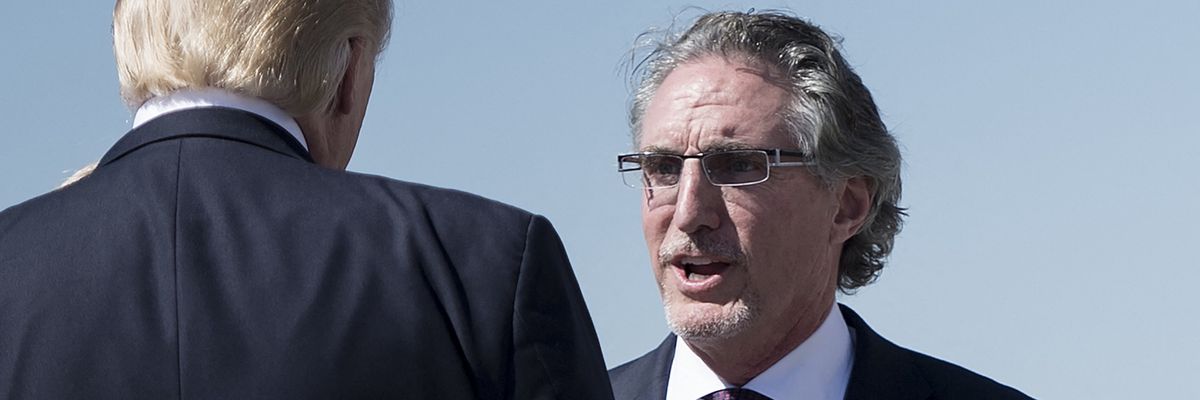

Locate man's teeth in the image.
[678,257,727,281]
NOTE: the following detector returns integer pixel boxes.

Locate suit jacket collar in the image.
[100,107,313,167]
[841,304,933,400]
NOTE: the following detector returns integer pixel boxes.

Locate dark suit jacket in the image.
[609,304,1031,400]
[0,108,613,399]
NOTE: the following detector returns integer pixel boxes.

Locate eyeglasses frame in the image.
[616,148,814,188]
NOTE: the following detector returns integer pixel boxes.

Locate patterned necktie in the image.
[699,388,774,400]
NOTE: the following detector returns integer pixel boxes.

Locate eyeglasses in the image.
[617,149,813,189]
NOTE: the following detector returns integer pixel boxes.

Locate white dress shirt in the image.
[665,303,856,400]
[132,87,308,151]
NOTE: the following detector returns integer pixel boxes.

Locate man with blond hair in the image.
[0,1,612,398]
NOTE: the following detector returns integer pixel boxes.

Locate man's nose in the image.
[672,160,722,234]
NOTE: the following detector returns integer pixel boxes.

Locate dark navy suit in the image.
[609,305,1032,400]
[0,108,613,399]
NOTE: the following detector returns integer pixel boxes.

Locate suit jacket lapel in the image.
[100,107,313,167]
[841,305,933,400]
[643,335,675,400]
[611,334,675,400]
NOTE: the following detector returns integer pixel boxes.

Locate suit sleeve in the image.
[511,215,615,400]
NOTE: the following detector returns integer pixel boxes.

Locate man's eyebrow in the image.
[641,145,677,153]
[700,142,755,152]
[640,141,756,154]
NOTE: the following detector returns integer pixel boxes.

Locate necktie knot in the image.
[699,387,774,400]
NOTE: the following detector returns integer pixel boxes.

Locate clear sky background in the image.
[2,1,1197,398]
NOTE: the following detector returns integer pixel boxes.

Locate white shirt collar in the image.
[132,87,308,151]
[666,303,855,400]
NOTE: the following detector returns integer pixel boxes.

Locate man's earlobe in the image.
[833,176,873,243]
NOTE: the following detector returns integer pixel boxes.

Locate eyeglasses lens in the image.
[704,151,769,185]
[621,155,676,188]
[622,151,773,188]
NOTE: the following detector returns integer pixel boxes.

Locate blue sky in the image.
[2,1,1198,398]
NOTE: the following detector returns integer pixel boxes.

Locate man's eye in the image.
[644,159,681,175]
[729,159,756,172]
[714,154,764,173]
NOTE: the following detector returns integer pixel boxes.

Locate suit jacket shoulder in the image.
[358,174,615,399]
[840,305,1033,400]
[0,108,612,399]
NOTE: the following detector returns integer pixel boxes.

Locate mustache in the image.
[658,234,745,265]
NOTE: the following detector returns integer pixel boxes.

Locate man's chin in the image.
[663,299,756,341]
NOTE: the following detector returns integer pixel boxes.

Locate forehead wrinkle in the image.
[669,109,741,154]
[674,71,742,109]
[642,104,768,152]
[675,78,787,135]
[641,59,790,152]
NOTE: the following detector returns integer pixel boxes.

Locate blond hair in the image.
[58,162,99,189]
[113,0,392,115]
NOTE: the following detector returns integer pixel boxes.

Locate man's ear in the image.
[334,38,368,115]
[832,176,872,244]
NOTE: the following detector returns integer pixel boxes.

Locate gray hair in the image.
[629,10,905,292]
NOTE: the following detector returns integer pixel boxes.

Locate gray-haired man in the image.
[609,11,1031,400]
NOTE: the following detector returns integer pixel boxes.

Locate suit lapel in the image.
[841,305,933,400]
[611,334,675,400]
[642,335,674,400]
[100,107,313,167]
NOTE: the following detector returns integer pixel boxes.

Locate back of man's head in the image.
[112,0,392,116]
